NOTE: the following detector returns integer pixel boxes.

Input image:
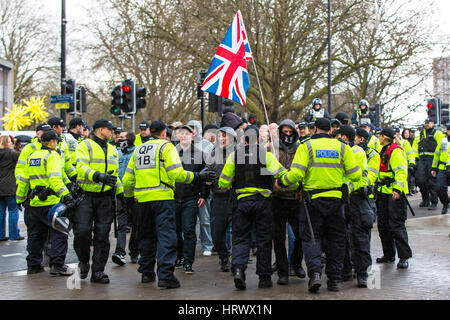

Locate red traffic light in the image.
[121,85,130,92]
[427,103,433,109]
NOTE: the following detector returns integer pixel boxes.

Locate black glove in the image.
[194,168,218,182]
[408,164,415,174]
[93,170,117,187]
[69,174,77,183]
[60,193,76,210]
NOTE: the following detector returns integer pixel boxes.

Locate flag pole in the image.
[251,59,276,154]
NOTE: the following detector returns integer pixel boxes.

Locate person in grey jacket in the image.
[205,127,237,271]
[186,120,214,255]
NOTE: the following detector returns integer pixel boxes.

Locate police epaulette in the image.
[299,137,311,145]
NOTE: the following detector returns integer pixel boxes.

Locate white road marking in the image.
[2,253,22,257]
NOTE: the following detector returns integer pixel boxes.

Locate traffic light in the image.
[208,93,221,112]
[135,85,147,109]
[66,79,76,112]
[249,115,257,125]
[427,98,439,123]
[75,87,87,113]
[439,102,449,125]
[121,79,135,113]
[110,85,122,116]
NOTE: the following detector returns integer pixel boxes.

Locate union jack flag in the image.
[201,10,253,106]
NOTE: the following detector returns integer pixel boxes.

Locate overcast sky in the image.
[42,0,450,126]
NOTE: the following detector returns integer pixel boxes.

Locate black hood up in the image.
[278,119,300,152]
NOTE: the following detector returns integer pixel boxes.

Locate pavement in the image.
[0,193,449,300]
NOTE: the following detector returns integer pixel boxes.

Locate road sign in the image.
[55,102,70,110]
[50,94,73,104]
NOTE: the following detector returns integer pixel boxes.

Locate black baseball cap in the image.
[139,121,151,130]
[93,119,114,130]
[114,126,123,133]
[150,120,167,133]
[314,118,331,131]
[41,131,61,142]
[69,118,84,129]
[356,127,369,140]
[48,117,66,128]
[36,123,52,132]
[380,128,395,139]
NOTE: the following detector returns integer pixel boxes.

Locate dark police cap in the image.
[36,123,52,132]
[356,127,370,140]
[380,128,395,139]
[114,126,123,133]
[139,121,151,130]
[425,118,434,123]
[93,118,114,130]
[48,117,66,128]
[314,118,331,131]
[339,125,355,138]
[41,130,61,142]
[150,120,167,133]
[69,117,84,129]
[297,121,308,128]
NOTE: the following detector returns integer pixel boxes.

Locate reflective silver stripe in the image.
[126,168,134,174]
[406,151,413,155]
[17,160,26,165]
[135,185,170,192]
[432,162,438,166]
[17,176,29,183]
[220,173,233,182]
[235,189,272,196]
[43,152,51,170]
[305,140,313,167]
[367,150,376,161]
[291,163,307,171]
[184,172,192,183]
[78,159,89,164]
[30,143,36,151]
[166,163,182,172]
[367,167,379,175]
[394,181,405,188]
[116,182,123,188]
[340,142,345,167]
[107,160,117,165]
[48,172,62,178]
[85,168,94,180]
[56,187,68,196]
[311,162,343,169]
[353,148,365,154]
[84,140,93,160]
[392,165,407,172]
[63,177,70,183]
[283,174,295,186]
[272,167,284,176]
[348,182,355,192]
[91,158,105,164]
[345,166,360,175]
[78,179,103,186]
[66,166,76,173]
[29,174,47,180]
[16,196,27,201]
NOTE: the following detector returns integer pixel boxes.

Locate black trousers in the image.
[127,199,139,258]
[300,197,345,280]
[26,205,68,268]
[416,156,438,204]
[72,193,113,273]
[113,198,128,256]
[210,194,233,261]
[376,193,413,260]
[436,170,449,206]
[271,197,302,277]
[232,195,272,278]
[137,200,177,280]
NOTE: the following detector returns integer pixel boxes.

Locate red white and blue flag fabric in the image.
[201,10,253,106]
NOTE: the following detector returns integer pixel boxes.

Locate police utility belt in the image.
[303,184,349,203]
[29,186,57,201]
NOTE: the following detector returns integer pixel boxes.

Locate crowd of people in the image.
[4,96,449,293]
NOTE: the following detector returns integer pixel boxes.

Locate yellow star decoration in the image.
[23,96,49,123]
[1,104,32,131]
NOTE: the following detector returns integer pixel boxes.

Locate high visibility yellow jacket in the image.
[16,148,70,207]
[378,143,408,195]
[58,136,77,179]
[75,137,123,195]
[218,148,291,201]
[134,134,151,147]
[122,138,195,202]
[64,132,83,166]
[432,134,448,171]
[368,135,382,153]
[346,144,369,193]
[279,134,362,199]
[412,129,445,159]
[15,138,70,186]
[399,138,415,166]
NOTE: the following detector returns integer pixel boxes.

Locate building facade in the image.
[0,58,14,127]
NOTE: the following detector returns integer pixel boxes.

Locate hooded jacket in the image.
[0,148,20,196]
[186,120,214,156]
[272,119,300,200]
[220,112,244,131]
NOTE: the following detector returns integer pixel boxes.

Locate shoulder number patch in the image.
[135,143,158,169]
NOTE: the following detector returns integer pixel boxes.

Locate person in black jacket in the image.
[0,136,23,241]
[174,125,209,274]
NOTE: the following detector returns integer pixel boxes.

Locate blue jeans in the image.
[0,196,20,240]
[287,223,295,262]
[197,198,213,252]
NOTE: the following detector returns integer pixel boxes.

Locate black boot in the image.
[220,258,230,272]
[397,259,409,269]
[442,204,448,215]
[308,272,321,293]
[357,274,368,288]
[141,273,156,283]
[376,256,395,263]
[258,275,273,288]
[158,275,180,289]
[428,203,438,211]
[327,279,340,292]
[79,262,90,279]
[277,275,289,285]
[234,267,246,290]
[419,201,430,207]
[90,271,110,284]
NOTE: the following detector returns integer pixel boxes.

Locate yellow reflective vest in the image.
[346,144,368,193]
[378,143,408,195]
[218,147,291,201]
[122,138,195,202]
[75,138,123,194]
[280,134,362,199]
[16,148,70,207]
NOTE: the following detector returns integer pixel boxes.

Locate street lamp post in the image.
[327,0,332,115]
